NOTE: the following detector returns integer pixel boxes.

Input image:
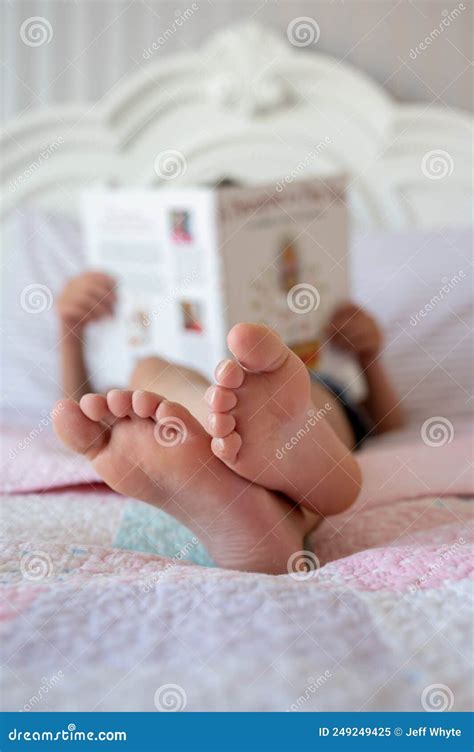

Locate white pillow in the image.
[351,227,473,425]
[2,209,472,426]
[1,209,84,416]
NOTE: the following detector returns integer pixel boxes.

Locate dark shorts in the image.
[309,371,371,449]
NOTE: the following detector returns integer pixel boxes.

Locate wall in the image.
[1,0,472,124]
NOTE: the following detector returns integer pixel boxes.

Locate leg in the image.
[129,356,210,426]
[309,381,356,450]
[52,389,311,574]
[206,323,362,518]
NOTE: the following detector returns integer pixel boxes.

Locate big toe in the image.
[53,399,108,459]
[227,323,289,373]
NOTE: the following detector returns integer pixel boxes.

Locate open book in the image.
[82,176,364,397]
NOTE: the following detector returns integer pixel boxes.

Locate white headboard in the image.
[1,23,472,231]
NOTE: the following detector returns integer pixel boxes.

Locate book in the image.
[82,176,364,398]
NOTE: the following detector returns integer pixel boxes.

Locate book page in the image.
[82,189,220,389]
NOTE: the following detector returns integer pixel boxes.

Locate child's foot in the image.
[206,324,361,516]
[53,389,308,574]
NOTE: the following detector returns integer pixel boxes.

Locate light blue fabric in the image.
[114,501,215,567]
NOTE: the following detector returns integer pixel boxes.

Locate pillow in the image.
[351,227,473,427]
[1,209,84,417]
[2,209,472,428]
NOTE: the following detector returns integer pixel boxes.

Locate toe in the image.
[132,390,163,418]
[52,399,109,459]
[80,393,111,422]
[205,385,238,412]
[107,389,133,417]
[206,412,236,438]
[211,431,242,463]
[214,359,244,388]
[227,323,289,373]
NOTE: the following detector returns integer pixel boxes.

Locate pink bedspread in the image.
[1,424,472,711]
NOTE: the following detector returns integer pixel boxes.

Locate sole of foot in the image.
[53,389,308,574]
[205,323,361,517]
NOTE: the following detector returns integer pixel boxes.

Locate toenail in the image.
[215,360,233,380]
[213,438,225,451]
[205,386,216,404]
[207,413,217,430]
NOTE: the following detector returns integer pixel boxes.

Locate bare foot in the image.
[52,389,309,574]
[206,323,361,517]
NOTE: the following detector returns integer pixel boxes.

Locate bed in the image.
[1,23,473,713]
